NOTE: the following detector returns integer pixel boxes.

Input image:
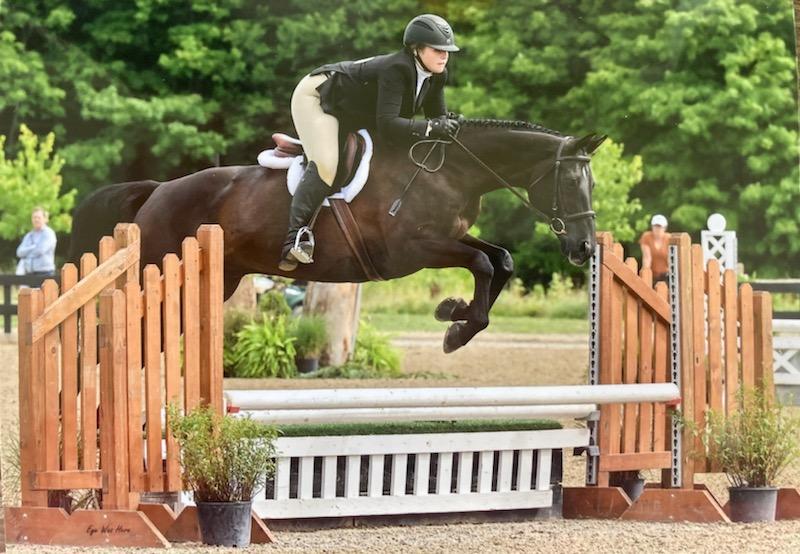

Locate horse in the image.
[69,119,605,353]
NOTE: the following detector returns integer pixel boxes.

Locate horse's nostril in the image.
[582,241,592,257]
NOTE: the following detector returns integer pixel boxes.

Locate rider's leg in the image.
[279,74,340,271]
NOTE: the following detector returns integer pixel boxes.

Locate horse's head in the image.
[527,133,606,266]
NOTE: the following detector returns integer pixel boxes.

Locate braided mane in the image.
[462,118,564,137]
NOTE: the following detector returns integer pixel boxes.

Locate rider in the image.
[279,13,463,271]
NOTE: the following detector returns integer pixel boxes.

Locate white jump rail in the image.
[223,384,679,519]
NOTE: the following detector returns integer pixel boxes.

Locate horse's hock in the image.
[5,224,797,548]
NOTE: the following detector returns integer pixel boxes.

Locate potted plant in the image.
[696,388,800,522]
[291,315,329,373]
[168,404,277,546]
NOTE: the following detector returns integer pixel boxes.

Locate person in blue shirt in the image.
[16,207,57,276]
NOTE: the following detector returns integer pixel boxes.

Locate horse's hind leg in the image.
[412,238,494,353]
[435,235,514,322]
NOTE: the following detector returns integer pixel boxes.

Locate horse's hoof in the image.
[435,297,468,322]
[443,322,467,353]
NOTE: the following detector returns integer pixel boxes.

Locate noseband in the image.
[446,134,596,236]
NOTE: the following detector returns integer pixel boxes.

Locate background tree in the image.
[0,0,796,279]
[0,124,75,240]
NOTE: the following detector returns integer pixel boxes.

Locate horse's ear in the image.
[576,133,608,154]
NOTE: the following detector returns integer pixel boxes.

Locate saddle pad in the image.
[256,129,373,206]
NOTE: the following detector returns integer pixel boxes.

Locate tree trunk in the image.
[223,274,257,313]
[303,282,361,366]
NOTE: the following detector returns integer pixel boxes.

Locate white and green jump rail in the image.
[223,383,679,520]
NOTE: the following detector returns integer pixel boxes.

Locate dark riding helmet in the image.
[403,14,460,52]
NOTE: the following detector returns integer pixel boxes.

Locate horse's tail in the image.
[67,180,160,263]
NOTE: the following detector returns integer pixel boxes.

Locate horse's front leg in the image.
[435,235,514,323]
[409,238,494,353]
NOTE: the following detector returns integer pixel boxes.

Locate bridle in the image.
[394,131,596,236]
[449,134,595,236]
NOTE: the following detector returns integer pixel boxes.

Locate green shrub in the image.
[167,404,276,502]
[223,309,260,377]
[687,388,800,488]
[290,315,328,359]
[230,317,297,378]
[258,290,291,320]
[350,322,402,377]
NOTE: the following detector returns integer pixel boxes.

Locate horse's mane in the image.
[462,118,565,137]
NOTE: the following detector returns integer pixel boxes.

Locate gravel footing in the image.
[8,518,800,553]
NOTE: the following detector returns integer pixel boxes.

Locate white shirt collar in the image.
[414,57,432,79]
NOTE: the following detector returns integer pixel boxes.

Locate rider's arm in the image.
[376,65,430,141]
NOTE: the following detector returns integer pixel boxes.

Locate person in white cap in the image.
[639,214,670,283]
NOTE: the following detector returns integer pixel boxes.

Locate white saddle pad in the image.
[256,129,373,206]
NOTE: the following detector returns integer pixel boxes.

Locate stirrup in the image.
[290,226,315,264]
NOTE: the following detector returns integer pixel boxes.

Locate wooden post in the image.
[18,288,47,506]
[99,290,131,509]
[198,225,224,414]
[753,291,774,397]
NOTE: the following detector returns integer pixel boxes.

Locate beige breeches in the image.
[291,73,340,186]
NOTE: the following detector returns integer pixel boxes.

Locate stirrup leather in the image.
[290,226,315,264]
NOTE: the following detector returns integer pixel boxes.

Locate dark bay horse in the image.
[69,120,605,352]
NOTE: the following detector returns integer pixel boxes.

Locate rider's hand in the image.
[428,115,460,138]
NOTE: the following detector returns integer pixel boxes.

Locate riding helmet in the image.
[403,14,460,52]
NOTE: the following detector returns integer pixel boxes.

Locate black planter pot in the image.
[296,357,319,374]
[196,500,253,547]
[621,477,645,502]
[728,487,778,522]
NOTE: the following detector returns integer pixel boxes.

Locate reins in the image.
[390,129,596,236]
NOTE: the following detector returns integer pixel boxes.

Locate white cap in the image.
[651,214,668,228]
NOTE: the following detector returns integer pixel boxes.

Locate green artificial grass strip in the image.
[276,419,562,437]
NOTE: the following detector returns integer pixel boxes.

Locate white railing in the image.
[253,428,587,519]
[223,384,679,519]
[774,320,800,386]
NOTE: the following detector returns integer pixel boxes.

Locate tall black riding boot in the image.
[278,161,332,271]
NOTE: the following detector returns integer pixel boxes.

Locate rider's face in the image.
[417,46,449,73]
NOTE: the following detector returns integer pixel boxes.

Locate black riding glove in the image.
[428,115,460,139]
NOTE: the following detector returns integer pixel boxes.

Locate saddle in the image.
[272,131,367,190]
[270,131,383,281]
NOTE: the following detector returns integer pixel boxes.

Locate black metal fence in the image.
[750,280,800,320]
[0,274,57,334]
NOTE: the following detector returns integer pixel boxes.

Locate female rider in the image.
[279,13,462,271]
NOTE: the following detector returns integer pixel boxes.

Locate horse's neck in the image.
[452,129,562,197]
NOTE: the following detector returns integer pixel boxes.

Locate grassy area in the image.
[361,268,588,319]
[364,312,588,335]
[277,419,561,437]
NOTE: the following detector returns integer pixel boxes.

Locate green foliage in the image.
[258,290,291,320]
[348,321,402,377]
[0,125,75,239]
[361,267,587,318]
[229,317,297,378]
[167,404,277,502]
[290,315,329,359]
[684,389,800,488]
[311,321,403,379]
[223,308,260,377]
[2,0,796,276]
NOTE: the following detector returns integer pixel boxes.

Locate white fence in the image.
[224,384,679,519]
[774,320,800,386]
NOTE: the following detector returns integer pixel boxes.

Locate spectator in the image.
[16,207,57,277]
[639,214,671,284]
